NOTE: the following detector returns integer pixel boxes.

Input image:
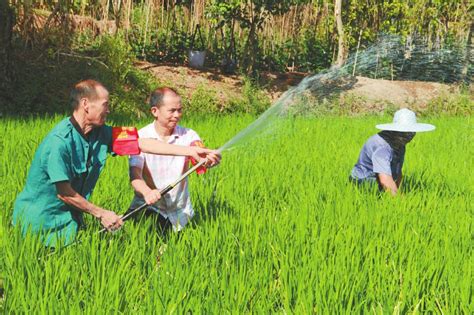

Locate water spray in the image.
[103,34,472,233]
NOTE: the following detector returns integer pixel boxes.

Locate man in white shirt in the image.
[127,87,220,234]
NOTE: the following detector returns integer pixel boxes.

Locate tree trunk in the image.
[241,20,258,75]
[461,20,473,83]
[334,0,347,67]
[0,0,15,87]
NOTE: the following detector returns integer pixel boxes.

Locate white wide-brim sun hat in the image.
[376,108,435,132]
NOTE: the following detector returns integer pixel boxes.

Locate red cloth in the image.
[189,140,207,175]
[112,127,140,156]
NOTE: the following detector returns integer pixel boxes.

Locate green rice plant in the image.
[0,114,472,313]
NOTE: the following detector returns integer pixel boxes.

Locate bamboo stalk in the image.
[292,5,298,38]
[160,0,164,28]
[126,0,132,31]
[143,0,151,60]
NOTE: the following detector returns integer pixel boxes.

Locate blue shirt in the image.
[351,134,405,182]
[13,117,113,246]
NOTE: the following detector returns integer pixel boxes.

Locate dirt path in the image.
[347,76,459,108]
[135,61,306,102]
[136,61,463,109]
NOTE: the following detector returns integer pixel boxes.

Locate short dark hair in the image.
[149,87,179,108]
[70,80,106,110]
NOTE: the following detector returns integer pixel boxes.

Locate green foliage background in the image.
[1,0,472,115]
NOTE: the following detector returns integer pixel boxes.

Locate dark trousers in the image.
[124,206,172,236]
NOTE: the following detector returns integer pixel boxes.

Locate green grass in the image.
[1,114,472,313]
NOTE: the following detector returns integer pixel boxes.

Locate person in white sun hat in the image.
[349,108,435,195]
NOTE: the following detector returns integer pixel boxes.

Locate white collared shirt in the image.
[128,123,201,231]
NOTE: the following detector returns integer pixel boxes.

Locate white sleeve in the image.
[129,126,148,169]
[187,129,202,145]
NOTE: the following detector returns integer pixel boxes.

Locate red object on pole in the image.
[112,127,141,155]
[189,140,207,175]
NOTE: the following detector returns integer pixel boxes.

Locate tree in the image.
[208,0,304,75]
[461,20,473,82]
[334,0,347,67]
[0,0,15,88]
[207,1,240,72]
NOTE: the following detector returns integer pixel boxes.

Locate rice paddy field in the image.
[0,114,472,313]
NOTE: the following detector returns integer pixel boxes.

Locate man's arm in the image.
[137,138,220,164]
[129,166,161,205]
[376,173,398,195]
[55,182,123,231]
[396,172,403,187]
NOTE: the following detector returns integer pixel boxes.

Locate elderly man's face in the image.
[152,92,182,131]
[85,86,110,126]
